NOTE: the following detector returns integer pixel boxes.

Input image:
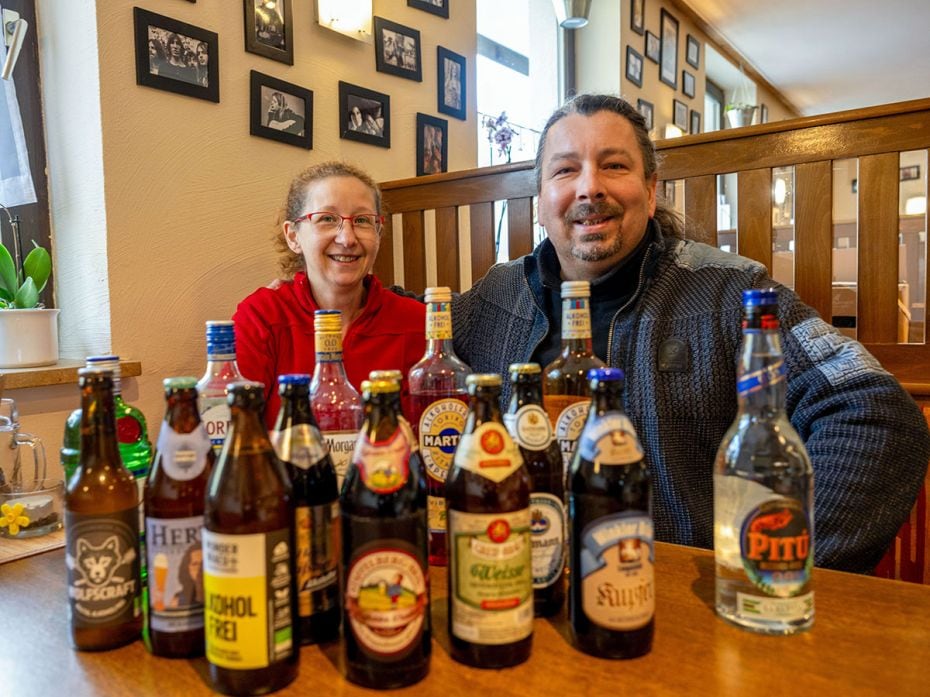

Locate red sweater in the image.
[233,273,426,426]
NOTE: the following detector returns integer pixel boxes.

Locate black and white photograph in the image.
[690,109,701,135]
[250,71,311,149]
[674,99,689,131]
[900,164,921,181]
[134,8,219,102]
[686,34,700,69]
[645,30,660,63]
[339,81,391,148]
[408,0,449,18]
[437,46,466,120]
[637,98,654,131]
[416,113,448,176]
[660,8,679,89]
[683,70,696,98]
[244,0,293,64]
[760,103,769,124]
[631,0,645,35]
[374,17,422,82]
[625,46,643,88]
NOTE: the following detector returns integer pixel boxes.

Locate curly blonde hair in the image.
[274,161,383,278]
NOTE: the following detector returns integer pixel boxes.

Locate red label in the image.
[486,519,511,543]
[117,416,142,444]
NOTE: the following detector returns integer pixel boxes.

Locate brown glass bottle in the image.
[505,363,565,617]
[271,374,340,645]
[203,382,298,696]
[446,374,533,668]
[341,377,430,689]
[144,377,215,657]
[569,368,654,659]
[66,368,143,651]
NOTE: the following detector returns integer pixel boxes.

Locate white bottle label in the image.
[200,402,231,453]
[452,422,524,483]
[323,430,358,490]
[155,423,212,481]
[530,493,565,588]
[504,404,555,450]
[577,412,644,465]
[146,515,204,632]
[736,591,814,622]
[555,401,590,469]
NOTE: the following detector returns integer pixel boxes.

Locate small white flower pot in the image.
[0,308,60,368]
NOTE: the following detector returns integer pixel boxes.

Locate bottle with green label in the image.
[203,382,298,695]
[446,373,533,669]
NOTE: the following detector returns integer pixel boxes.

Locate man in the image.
[451,94,930,574]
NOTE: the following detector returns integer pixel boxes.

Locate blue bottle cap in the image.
[587,367,625,382]
[278,373,311,385]
[86,354,119,363]
[742,288,778,306]
[205,320,236,356]
[314,309,341,316]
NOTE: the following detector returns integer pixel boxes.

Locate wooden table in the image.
[2,543,928,696]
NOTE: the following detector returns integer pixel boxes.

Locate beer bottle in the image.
[543,281,606,470]
[714,289,814,635]
[446,374,533,668]
[408,286,470,566]
[568,367,653,659]
[311,310,363,489]
[505,363,565,617]
[144,377,214,657]
[66,368,143,651]
[271,374,341,645]
[197,321,245,456]
[341,376,430,689]
[203,382,298,695]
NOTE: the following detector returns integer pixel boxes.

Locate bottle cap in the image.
[278,373,311,386]
[205,320,236,357]
[425,286,453,303]
[508,362,541,376]
[560,281,591,298]
[227,381,266,408]
[369,369,402,383]
[466,373,502,388]
[314,309,342,333]
[163,376,197,391]
[742,288,778,307]
[587,367,625,382]
[368,378,399,395]
[360,380,372,398]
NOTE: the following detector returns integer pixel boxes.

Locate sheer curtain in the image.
[0,8,36,209]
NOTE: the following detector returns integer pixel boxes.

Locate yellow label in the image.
[426,303,453,340]
[315,332,343,360]
[562,300,592,340]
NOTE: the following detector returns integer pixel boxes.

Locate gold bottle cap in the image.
[368,378,399,395]
[369,369,402,383]
[561,280,591,298]
[425,286,453,303]
[314,310,342,333]
[508,362,541,376]
[466,373,502,388]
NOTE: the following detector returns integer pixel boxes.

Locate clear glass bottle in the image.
[196,321,244,457]
[408,286,470,567]
[714,289,814,635]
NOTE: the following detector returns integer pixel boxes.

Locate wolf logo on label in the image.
[72,536,137,586]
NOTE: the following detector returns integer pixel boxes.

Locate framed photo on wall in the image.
[437,46,466,120]
[625,46,644,88]
[408,0,449,18]
[416,113,448,176]
[631,0,645,35]
[339,81,390,148]
[645,31,660,63]
[760,103,769,123]
[134,7,219,102]
[243,0,293,65]
[682,70,696,98]
[374,17,422,82]
[659,9,679,89]
[250,71,311,149]
[690,109,701,135]
[686,34,700,69]
[673,99,688,131]
[637,98,654,131]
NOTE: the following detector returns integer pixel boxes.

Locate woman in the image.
[266,92,304,135]
[234,162,426,424]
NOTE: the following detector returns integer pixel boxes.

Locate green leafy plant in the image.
[0,241,51,309]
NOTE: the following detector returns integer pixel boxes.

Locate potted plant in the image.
[724,67,757,128]
[0,239,59,368]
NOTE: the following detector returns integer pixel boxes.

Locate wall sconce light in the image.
[664,124,684,139]
[773,177,787,205]
[552,0,592,28]
[905,196,927,216]
[316,0,373,44]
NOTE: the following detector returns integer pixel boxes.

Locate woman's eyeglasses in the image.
[292,211,384,236]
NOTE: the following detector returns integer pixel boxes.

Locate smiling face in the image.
[536,110,657,281]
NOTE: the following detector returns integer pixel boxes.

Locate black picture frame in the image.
[690,109,701,135]
[408,0,449,18]
[761,103,769,124]
[637,98,654,132]
[659,9,679,90]
[625,46,644,88]
[900,165,921,181]
[645,30,660,63]
[416,113,448,176]
[134,7,219,102]
[631,0,645,35]
[682,70,696,99]
[437,46,466,120]
[339,81,390,148]
[243,0,293,65]
[249,71,312,149]
[686,34,700,69]
[673,99,688,130]
[374,17,422,82]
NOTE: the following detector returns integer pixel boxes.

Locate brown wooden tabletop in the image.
[2,542,928,696]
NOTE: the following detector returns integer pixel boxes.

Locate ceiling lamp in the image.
[316,0,373,43]
[552,0,591,29]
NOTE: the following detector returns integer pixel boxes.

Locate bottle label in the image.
[735,591,814,622]
[352,426,411,495]
[544,397,589,469]
[200,402,231,453]
[419,397,468,483]
[272,424,327,470]
[562,299,592,340]
[323,430,358,490]
[737,359,786,396]
[117,414,143,445]
[428,494,446,534]
[315,332,343,363]
[155,423,212,481]
[453,422,524,484]
[579,513,655,631]
[295,502,340,618]
[530,493,565,588]
[739,498,813,597]
[66,507,142,629]
[448,508,533,644]
[504,404,554,450]
[426,302,453,339]
[577,412,644,465]
[344,543,428,657]
[203,529,294,669]
[146,515,205,632]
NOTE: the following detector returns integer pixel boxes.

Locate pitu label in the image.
[352,426,412,494]
[155,423,212,481]
[530,493,565,588]
[452,422,524,483]
[577,412,644,465]
[200,401,231,453]
[504,404,555,450]
[579,513,654,630]
[272,423,327,470]
[544,397,589,468]
[737,359,786,396]
[739,498,813,598]
[419,398,468,483]
[146,515,204,632]
[295,503,340,618]
[426,302,453,340]
[562,298,592,340]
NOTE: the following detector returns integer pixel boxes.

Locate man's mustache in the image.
[562,202,624,224]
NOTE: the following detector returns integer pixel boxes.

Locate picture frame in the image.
[686,34,700,69]
[682,70,696,99]
[659,9,679,90]
[339,81,390,148]
[630,0,645,35]
[249,71,312,149]
[437,46,466,120]
[637,98,654,132]
[690,109,701,135]
[900,165,921,181]
[760,103,769,124]
[374,17,422,82]
[645,31,660,63]
[625,46,644,88]
[664,180,676,207]
[243,0,293,65]
[673,99,688,131]
[134,7,219,103]
[416,113,448,176]
[408,0,449,19]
